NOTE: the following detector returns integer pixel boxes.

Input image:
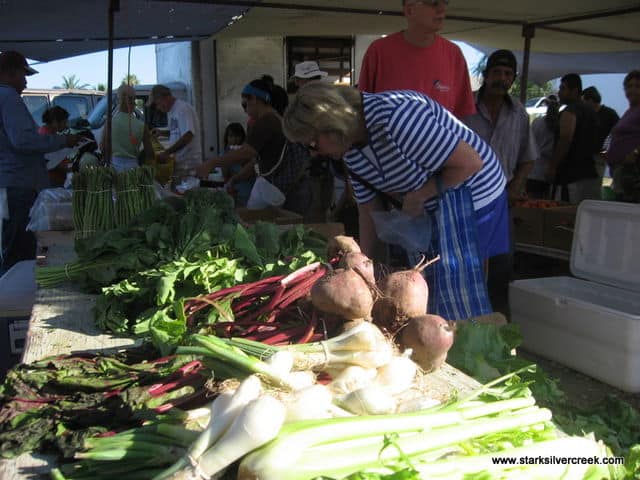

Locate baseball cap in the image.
[0,51,38,76]
[485,49,517,74]
[291,61,328,80]
[147,84,172,106]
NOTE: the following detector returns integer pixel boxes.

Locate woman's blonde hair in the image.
[283,82,362,147]
[117,84,136,111]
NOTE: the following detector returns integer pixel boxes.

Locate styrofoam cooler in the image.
[510,201,640,392]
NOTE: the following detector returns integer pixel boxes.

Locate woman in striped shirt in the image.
[283,83,508,283]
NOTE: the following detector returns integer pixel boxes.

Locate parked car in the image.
[87,82,188,146]
[525,96,548,119]
[22,89,104,127]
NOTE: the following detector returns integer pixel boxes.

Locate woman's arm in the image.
[402,140,483,217]
[142,125,154,163]
[229,159,256,184]
[197,144,258,178]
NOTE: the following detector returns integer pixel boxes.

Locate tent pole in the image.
[105,0,120,165]
[520,24,535,104]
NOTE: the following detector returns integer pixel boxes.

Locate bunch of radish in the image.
[313,236,456,374]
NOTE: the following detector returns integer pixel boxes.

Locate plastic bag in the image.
[246,176,286,209]
[370,209,432,253]
[27,188,73,231]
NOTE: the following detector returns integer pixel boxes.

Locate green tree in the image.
[472,55,555,101]
[58,74,90,89]
[96,83,106,92]
[121,74,140,86]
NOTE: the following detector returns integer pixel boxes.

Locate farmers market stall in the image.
[0,226,482,480]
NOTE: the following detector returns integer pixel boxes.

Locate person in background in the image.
[149,84,202,179]
[548,73,600,203]
[196,78,311,215]
[39,106,71,187]
[289,60,334,222]
[358,0,475,119]
[101,84,153,173]
[607,70,640,199]
[289,61,328,94]
[221,122,254,207]
[582,85,620,179]
[464,49,536,202]
[463,49,536,316]
[0,51,80,274]
[284,82,507,319]
[528,95,561,199]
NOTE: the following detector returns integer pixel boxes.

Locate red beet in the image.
[400,314,456,372]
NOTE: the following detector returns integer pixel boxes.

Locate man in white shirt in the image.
[150,84,202,178]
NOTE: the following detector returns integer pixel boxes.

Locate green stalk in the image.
[238,408,552,480]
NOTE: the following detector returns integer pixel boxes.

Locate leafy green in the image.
[447,322,640,463]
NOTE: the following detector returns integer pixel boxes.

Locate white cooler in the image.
[0,260,35,361]
[510,201,640,392]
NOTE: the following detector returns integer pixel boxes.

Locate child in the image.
[222,122,254,207]
[40,106,71,187]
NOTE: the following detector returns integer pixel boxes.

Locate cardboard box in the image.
[304,222,345,240]
[543,205,578,251]
[235,206,303,225]
[511,207,545,246]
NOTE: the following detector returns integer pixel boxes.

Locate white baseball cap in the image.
[291,61,328,80]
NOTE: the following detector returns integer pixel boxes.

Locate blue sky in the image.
[25,42,628,116]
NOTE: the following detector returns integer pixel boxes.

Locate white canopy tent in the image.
[1,0,639,88]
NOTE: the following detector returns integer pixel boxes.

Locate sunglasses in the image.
[303,139,319,152]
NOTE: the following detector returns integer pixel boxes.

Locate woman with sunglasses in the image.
[196,77,311,214]
[284,82,508,320]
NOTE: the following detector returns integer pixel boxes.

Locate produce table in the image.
[0,230,481,480]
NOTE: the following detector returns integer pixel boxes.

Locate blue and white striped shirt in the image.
[344,90,506,211]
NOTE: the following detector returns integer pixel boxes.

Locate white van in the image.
[87,82,188,145]
[22,89,104,127]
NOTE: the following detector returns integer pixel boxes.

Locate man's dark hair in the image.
[561,73,582,92]
[582,86,601,104]
[624,70,640,88]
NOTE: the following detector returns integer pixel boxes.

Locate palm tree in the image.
[58,74,90,89]
[121,74,140,86]
[96,83,106,92]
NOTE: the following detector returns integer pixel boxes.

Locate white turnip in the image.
[327,235,361,260]
[372,256,439,335]
[310,268,374,321]
[400,314,456,372]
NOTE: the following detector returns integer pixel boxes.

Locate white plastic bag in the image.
[26,188,74,232]
[246,176,286,209]
[370,209,432,253]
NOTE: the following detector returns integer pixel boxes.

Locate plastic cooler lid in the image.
[0,260,36,316]
[571,200,640,292]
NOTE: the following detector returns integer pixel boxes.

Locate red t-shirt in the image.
[358,32,475,119]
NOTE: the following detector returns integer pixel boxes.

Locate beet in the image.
[400,314,456,372]
[372,257,437,335]
[310,268,374,321]
[327,235,361,261]
[338,251,375,286]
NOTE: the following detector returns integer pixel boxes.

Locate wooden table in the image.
[0,231,481,479]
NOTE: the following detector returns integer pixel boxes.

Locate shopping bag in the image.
[371,209,432,253]
[246,176,286,209]
[423,185,492,320]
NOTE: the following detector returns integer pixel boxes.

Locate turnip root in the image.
[311,268,374,320]
[327,235,361,260]
[400,314,456,372]
[372,256,438,335]
[338,251,376,286]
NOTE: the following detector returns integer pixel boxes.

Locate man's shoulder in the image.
[367,31,404,51]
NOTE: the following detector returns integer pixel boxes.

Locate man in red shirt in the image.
[358,0,475,119]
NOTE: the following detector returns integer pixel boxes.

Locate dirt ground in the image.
[509,252,640,412]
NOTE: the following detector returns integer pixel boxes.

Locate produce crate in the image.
[511,206,545,245]
[235,206,303,225]
[303,222,345,240]
[543,205,578,251]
